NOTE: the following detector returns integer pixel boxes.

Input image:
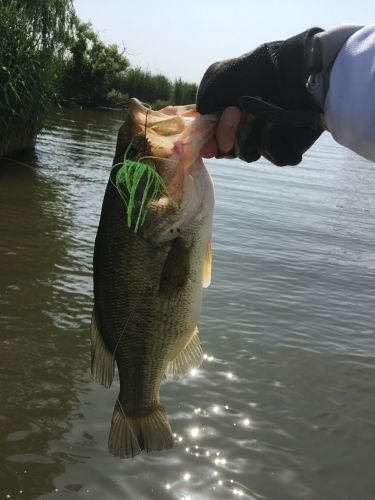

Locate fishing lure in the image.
[111,139,171,233]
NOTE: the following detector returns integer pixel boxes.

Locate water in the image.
[1,108,375,500]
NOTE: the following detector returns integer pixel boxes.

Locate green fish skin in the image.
[91,99,217,458]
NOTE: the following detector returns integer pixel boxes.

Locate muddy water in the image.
[1,108,375,500]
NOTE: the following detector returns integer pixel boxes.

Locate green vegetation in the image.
[60,19,198,109]
[61,19,129,105]
[0,2,197,157]
[117,67,172,109]
[0,0,74,156]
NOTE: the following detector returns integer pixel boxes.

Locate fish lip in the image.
[128,97,165,119]
[140,101,152,109]
[128,97,148,113]
[127,98,184,140]
[128,98,199,121]
[127,98,159,127]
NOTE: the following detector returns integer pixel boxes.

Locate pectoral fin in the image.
[165,327,203,379]
[202,240,212,288]
[91,309,115,388]
[159,237,191,298]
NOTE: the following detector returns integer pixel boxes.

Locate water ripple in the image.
[1,112,375,500]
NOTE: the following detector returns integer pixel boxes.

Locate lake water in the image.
[1,108,375,500]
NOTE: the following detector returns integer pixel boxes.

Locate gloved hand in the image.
[197,28,325,166]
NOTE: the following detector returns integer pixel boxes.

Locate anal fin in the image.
[165,327,203,379]
[91,310,115,388]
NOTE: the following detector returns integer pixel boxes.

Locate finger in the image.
[200,137,218,158]
[216,106,241,153]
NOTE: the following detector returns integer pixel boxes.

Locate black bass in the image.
[92,98,217,458]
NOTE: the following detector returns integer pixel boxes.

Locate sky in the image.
[74,0,374,84]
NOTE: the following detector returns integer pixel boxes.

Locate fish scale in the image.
[91,98,217,458]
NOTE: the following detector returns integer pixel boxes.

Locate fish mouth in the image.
[128,97,197,120]
[110,98,216,238]
[127,98,216,161]
[128,98,196,135]
[116,99,216,239]
[127,98,198,158]
[124,98,217,198]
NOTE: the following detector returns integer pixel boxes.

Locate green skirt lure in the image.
[112,140,170,233]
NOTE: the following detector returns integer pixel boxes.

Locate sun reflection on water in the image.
[189,427,200,438]
[160,358,256,499]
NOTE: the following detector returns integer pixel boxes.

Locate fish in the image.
[91,98,217,458]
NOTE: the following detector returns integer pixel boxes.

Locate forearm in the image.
[307,25,375,162]
[197,24,375,165]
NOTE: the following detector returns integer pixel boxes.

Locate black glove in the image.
[196,28,325,166]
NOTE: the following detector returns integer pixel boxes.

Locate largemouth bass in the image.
[92,98,217,458]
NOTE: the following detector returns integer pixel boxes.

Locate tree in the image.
[118,68,173,105]
[0,0,74,157]
[173,78,197,105]
[61,19,129,105]
[60,19,197,109]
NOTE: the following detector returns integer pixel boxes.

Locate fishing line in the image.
[110,108,180,365]
[112,315,130,361]
[2,157,35,170]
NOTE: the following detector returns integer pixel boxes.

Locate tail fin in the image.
[108,400,174,458]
